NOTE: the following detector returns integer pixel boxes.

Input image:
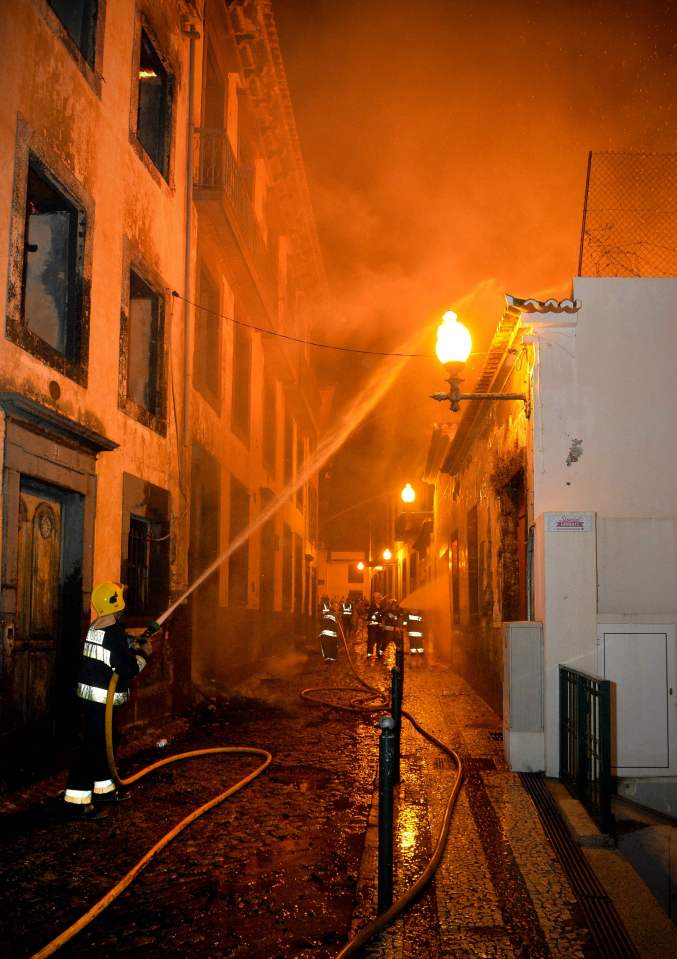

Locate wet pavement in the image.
[350,649,592,959]
[0,634,637,958]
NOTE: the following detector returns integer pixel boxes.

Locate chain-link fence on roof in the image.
[578,151,677,277]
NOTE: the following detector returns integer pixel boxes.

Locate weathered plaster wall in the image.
[434,359,531,715]
[0,0,195,729]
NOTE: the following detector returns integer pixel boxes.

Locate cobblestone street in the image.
[0,636,650,958]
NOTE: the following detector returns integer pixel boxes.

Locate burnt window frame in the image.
[38,0,106,93]
[118,251,167,435]
[130,18,175,185]
[6,134,92,387]
[46,0,99,68]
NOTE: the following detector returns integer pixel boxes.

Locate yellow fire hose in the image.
[31,621,462,959]
[303,620,464,958]
[30,673,272,959]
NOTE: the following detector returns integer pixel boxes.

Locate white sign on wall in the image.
[546,512,594,533]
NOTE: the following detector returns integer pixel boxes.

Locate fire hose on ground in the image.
[30,618,462,959]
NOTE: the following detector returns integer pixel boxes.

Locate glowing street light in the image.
[401,483,416,504]
[435,310,472,366]
[357,560,365,571]
[382,548,393,561]
[431,310,530,416]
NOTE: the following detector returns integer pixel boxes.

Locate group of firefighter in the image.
[318,591,425,662]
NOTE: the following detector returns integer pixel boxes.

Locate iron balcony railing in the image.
[193,127,277,301]
[559,665,613,832]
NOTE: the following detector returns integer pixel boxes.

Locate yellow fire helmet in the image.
[91,581,126,616]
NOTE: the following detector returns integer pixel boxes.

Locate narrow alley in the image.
[2,628,674,959]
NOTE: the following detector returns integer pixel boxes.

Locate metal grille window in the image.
[23,162,84,362]
[48,0,98,66]
[137,30,172,178]
[126,515,168,615]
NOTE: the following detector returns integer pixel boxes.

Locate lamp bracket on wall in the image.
[431,374,531,418]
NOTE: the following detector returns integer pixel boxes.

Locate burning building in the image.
[0,0,326,778]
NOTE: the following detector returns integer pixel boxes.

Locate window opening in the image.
[231,320,251,442]
[23,162,83,360]
[128,269,163,416]
[228,476,249,606]
[137,30,171,177]
[48,0,98,66]
[262,377,276,473]
[194,264,220,406]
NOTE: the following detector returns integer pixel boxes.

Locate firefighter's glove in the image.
[141,621,161,640]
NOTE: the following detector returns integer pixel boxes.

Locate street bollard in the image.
[396,641,404,685]
[391,666,402,784]
[378,716,396,914]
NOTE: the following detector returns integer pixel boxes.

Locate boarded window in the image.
[23,162,83,361]
[347,564,364,583]
[194,263,220,407]
[228,475,249,606]
[259,488,276,612]
[467,507,479,618]
[282,524,292,611]
[308,483,318,543]
[137,30,172,178]
[128,269,163,416]
[262,376,276,473]
[294,533,303,616]
[189,445,220,579]
[283,414,293,484]
[48,0,98,65]
[296,433,304,509]
[231,321,251,442]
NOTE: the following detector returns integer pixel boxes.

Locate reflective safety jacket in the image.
[341,601,353,617]
[367,603,383,626]
[76,615,147,706]
[406,610,425,640]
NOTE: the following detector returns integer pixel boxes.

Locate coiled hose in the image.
[30,675,272,959]
[303,620,464,958]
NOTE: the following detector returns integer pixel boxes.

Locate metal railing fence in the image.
[578,151,677,277]
[193,127,277,297]
[559,665,613,833]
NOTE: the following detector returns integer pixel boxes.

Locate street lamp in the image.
[431,310,530,417]
[382,548,392,561]
[357,560,365,571]
[401,483,416,504]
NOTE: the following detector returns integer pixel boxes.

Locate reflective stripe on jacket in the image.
[76,615,145,706]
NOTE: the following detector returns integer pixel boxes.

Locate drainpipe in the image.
[181,19,200,448]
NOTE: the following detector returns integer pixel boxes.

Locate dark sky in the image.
[273,0,677,547]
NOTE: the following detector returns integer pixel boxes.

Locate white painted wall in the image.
[530,278,677,776]
[534,513,598,775]
[533,277,677,519]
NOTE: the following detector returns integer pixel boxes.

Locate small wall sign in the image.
[546,512,593,532]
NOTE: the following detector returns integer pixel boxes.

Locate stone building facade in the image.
[0,0,325,777]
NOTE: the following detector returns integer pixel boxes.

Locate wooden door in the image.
[14,489,62,733]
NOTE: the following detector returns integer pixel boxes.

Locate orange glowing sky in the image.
[274,0,677,546]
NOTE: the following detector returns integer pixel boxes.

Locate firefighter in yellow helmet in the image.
[63,581,157,820]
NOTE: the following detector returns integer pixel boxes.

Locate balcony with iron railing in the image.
[193,127,278,314]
